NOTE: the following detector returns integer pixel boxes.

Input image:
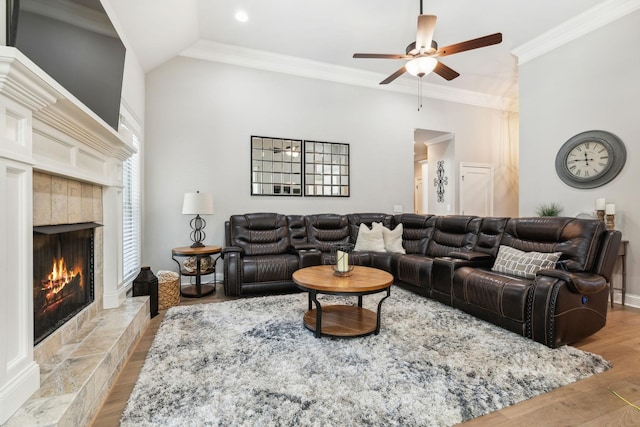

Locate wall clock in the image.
[554,130,626,189]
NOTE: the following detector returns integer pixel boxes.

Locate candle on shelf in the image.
[605,204,615,215]
[336,250,349,272]
[596,198,606,210]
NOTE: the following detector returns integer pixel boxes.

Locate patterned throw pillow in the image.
[354,223,386,252]
[491,245,561,279]
[373,222,406,254]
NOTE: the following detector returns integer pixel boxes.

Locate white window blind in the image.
[123,131,141,282]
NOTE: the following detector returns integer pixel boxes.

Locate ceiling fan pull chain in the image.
[417,77,423,111]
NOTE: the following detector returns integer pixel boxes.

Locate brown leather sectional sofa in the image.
[222,212,621,348]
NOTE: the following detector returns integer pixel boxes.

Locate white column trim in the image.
[0,159,39,424]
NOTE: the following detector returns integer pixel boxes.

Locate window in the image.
[122,128,141,282]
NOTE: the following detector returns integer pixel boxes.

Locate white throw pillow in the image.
[373,222,405,254]
[354,223,386,252]
[491,245,561,279]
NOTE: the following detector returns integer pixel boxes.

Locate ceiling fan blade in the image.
[433,61,460,81]
[353,53,411,59]
[436,33,503,57]
[415,15,437,52]
[380,66,407,85]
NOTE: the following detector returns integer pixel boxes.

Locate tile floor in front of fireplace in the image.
[3,297,149,427]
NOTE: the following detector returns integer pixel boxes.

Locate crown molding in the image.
[425,133,454,146]
[180,40,517,112]
[513,0,640,65]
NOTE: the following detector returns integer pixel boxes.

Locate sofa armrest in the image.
[297,249,322,268]
[222,246,243,258]
[446,251,494,262]
[537,269,607,294]
[431,254,494,306]
[290,242,318,251]
[222,247,243,296]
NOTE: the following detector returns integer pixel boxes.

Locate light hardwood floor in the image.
[91,288,640,426]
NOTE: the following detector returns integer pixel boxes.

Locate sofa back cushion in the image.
[393,214,434,255]
[501,217,605,272]
[305,214,350,253]
[286,215,308,246]
[427,216,481,257]
[475,217,509,257]
[228,213,291,256]
[347,213,394,242]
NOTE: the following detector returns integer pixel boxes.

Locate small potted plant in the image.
[536,203,563,217]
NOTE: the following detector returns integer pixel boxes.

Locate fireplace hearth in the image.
[33,223,100,344]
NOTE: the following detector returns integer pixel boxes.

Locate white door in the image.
[459,163,493,216]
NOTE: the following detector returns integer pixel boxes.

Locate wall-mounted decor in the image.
[304,140,350,197]
[554,130,627,189]
[434,160,448,202]
[251,136,303,196]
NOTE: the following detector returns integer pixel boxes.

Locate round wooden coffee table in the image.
[292,265,393,338]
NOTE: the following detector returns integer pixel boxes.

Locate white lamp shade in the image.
[405,57,438,77]
[182,192,214,215]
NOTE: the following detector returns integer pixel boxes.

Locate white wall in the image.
[519,11,640,305]
[143,56,518,272]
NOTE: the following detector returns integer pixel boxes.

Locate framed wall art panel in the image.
[304,140,350,197]
[251,136,303,196]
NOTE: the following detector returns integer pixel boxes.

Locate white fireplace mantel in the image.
[0,46,135,424]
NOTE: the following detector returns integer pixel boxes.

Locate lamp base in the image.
[189,214,207,248]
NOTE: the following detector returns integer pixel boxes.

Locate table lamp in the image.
[182,191,214,248]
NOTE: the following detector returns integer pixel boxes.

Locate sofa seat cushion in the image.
[370,252,397,273]
[453,267,532,323]
[242,254,300,283]
[395,254,434,290]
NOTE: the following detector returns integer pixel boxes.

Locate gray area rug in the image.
[121,287,610,426]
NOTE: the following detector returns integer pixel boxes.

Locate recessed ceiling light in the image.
[235,10,249,23]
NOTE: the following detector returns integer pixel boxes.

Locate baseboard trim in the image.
[0,362,40,424]
[103,284,129,309]
[612,291,640,309]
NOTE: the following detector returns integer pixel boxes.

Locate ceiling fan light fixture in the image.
[405,57,438,78]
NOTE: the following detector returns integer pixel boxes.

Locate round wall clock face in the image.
[555,130,626,189]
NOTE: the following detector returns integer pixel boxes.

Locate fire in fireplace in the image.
[33,223,99,344]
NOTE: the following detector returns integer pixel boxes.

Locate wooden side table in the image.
[171,245,221,298]
[610,240,628,308]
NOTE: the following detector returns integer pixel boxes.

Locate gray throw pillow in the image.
[491,245,561,279]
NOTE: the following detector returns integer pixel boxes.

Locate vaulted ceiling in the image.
[107,0,629,108]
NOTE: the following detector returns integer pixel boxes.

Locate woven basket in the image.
[157,270,180,310]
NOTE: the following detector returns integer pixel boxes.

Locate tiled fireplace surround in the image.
[0,48,149,425]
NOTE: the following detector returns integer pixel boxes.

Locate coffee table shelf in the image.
[303,305,378,337]
[293,265,393,338]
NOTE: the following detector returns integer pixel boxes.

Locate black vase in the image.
[133,266,159,318]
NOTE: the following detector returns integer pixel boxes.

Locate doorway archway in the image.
[414,129,454,215]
